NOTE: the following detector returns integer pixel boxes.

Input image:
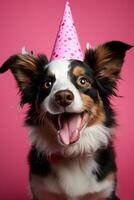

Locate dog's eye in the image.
[44,80,52,89]
[77,76,91,88]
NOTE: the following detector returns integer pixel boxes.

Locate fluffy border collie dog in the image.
[0,41,132,200]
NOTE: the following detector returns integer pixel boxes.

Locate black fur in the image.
[69,60,99,102]
[36,67,56,104]
[94,144,117,181]
[28,146,51,177]
[107,193,120,200]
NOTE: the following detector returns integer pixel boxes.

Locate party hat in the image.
[51,1,84,61]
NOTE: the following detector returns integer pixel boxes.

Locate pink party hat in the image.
[51,1,84,61]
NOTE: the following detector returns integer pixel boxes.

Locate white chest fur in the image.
[30,157,114,200]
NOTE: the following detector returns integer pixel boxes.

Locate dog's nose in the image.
[55,90,74,107]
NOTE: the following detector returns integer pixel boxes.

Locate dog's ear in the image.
[0,54,48,105]
[84,41,132,96]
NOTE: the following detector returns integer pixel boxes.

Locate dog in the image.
[0,41,132,200]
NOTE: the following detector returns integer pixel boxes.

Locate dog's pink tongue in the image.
[59,114,81,145]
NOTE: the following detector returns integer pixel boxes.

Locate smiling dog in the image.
[0,41,132,200]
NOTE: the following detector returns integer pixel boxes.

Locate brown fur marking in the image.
[73,66,85,77]
[15,70,30,89]
[80,93,105,125]
[94,45,122,81]
[16,55,38,73]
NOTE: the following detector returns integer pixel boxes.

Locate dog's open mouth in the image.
[47,112,89,145]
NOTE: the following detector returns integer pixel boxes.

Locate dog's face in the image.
[0,41,132,155]
[43,59,100,113]
[39,59,102,145]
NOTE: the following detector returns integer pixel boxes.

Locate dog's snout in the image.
[55,90,74,107]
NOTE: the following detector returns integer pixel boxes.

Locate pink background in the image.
[0,0,133,199]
